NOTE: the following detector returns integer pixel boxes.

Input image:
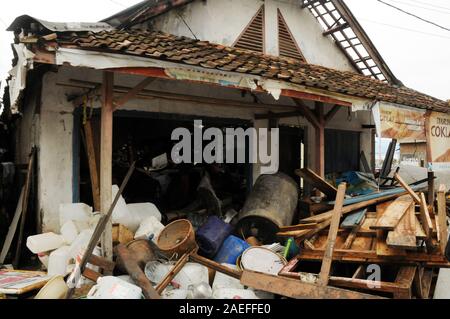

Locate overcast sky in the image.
[0,0,449,102]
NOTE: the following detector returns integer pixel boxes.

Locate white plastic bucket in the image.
[48,246,71,277]
[87,276,142,299]
[26,233,65,254]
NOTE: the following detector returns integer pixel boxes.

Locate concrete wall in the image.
[20,66,371,232]
[37,71,78,232]
[146,0,355,72]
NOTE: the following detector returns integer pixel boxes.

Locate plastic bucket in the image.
[157,220,197,258]
[214,236,250,265]
[196,216,233,258]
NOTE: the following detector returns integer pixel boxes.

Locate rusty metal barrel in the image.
[236,173,299,244]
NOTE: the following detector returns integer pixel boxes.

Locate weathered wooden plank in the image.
[341,209,367,229]
[240,270,383,299]
[376,201,407,257]
[393,266,416,299]
[386,204,417,250]
[394,173,421,204]
[318,183,346,286]
[419,192,434,241]
[415,217,427,239]
[83,120,100,212]
[437,185,448,255]
[372,195,414,230]
[295,168,337,198]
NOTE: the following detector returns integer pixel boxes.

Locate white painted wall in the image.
[18,66,371,231]
[146,0,355,72]
[38,71,76,232]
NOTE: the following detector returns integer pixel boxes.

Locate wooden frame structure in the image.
[72,67,348,258]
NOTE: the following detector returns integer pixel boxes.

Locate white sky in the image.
[0,0,449,101]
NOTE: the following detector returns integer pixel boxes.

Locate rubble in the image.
[1,161,449,300]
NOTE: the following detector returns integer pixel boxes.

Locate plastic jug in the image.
[61,220,79,244]
[26,233,65,254]
[48,246,71,276]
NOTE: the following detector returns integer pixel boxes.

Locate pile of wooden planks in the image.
[280,173,450,299]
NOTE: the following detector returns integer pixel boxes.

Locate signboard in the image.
[373,102,426,142]
[426,111,450,170]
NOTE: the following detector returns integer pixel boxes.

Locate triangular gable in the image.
[278,9,305,61]
[232,5,265,53]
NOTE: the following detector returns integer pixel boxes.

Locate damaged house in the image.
[1,0,450,299]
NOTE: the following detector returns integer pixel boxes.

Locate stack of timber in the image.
[278,173,450,299]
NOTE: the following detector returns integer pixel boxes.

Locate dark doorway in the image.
[278,126,304,183]
[325,129,360,174]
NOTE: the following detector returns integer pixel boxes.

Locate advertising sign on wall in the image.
[372,102,426,142]
[426,111,450,170]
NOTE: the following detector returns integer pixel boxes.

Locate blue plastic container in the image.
[214,235,251,265]
[196,216,233,258]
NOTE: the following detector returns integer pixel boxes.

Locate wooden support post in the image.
[315,102,325,178]
[83,121,100,212]
[318,183,346,286]
[428,171,435,207]
[100,71,114,262]
[437,185,448,255]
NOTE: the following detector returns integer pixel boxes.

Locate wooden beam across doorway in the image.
[100,71,114,262]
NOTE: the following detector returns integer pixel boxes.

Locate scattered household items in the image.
[3,162,450,300]
[34,275,68,299]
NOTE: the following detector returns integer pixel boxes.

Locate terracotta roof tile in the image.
[56,29,448,111]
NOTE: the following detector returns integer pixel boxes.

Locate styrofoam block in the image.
[61,220,79,245]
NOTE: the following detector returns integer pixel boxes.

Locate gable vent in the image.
[233,5,265,53]
[278,9,305,61]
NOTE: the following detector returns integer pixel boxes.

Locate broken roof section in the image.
[8,15,113,33]
[102,0,400,85]
[102,0,195,29]
[56,29,447,112]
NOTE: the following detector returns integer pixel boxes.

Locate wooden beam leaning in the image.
[419,192,434,251]
[394,173,421,204]
[437,185,448,255]
[240,270,383,299]
[113,77,154,111]
[100,71,115,262]
[318,183,347,286]
[83,121,100,212]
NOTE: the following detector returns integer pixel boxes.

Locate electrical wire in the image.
[403,0,450,11]
[360,18,450,40]
[388,0,450,14]
[376,0,450,31]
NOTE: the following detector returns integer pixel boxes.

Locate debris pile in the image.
[1,165,449,300]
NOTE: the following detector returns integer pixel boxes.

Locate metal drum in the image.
[236,173,299,243]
